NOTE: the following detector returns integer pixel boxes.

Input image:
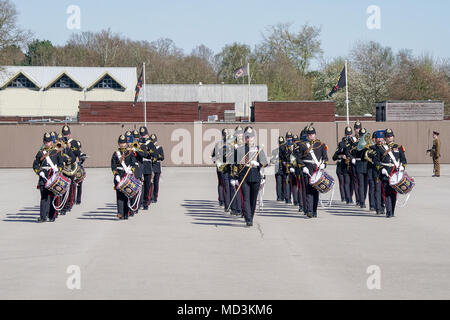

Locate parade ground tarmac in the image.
[0,165,449,300]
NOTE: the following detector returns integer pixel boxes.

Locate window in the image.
[51,74,81,89]
[7,74,37,88]
[93,75,123,89]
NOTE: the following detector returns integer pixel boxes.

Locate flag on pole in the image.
[133,68,144,106]
[328,66,346,98]
[233,64,249,79]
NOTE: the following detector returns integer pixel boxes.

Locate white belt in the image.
[143,159,152,162]
[303,160,316,164]
[41,166,52,170]
[354,158,362,161]
[381,163,395,167]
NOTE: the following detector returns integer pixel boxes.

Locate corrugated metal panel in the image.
[377,101,444,121]
[138,84,268,116]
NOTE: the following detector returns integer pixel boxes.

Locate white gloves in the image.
[290,168,295,173]
[251,160,260,167]
[351,158,356,165]
[39,172,46,179]
[319,163,326,170]
[381,168,389,177]
[115,175,121,183]
[230,180,236,187]
[399,165,405,172]
[234,144,239,150]
[303,167,310,175]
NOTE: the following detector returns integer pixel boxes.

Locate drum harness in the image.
[305,142,335,208]
[41,150,72,211]
[383,145,411,208]
[116,151,142,211]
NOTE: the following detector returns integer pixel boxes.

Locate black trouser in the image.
[76,182,82,204]
[216,171,224,204]
[151,172,161,201]
[337,168,353,203]
[116,190,130,219]
[63,179,75,211]
[141,174,153,207]
[241,180,261,224]
[357,173,368,206]
[350,166,359,204]
[230,178,242,213]
[381,180,397,217]
[297,173,305,211]
[367,168,375,209]
[40,187,56,220]
[373,172,383,212]
[220,172,232,210]
[275,172,286,200]
[285,173,298,204]
[303,173,319,216]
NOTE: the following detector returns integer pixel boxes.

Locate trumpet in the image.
[56,141,65,149]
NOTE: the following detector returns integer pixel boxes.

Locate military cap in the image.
[433,131,440,136]
[57,133,64,140]
[244,127,256,137]
[385,128,394,137]
[375,130,385,139]
[62,125,71,135]
[279,136,285,144]
[132,130,140,139]
[43,132,52,143]
[306,126,316,135]
[345,126,353,135]
[293,134,299,141]
[150,134,157,142]
[118,135,127,144]
[235,125,244,132]
[354,121,362,129]
[360,128,367,136]
[222,128,229,137]
[285,131,293,139]
[139,126,149,136]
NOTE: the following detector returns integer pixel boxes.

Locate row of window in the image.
[5,74,125,90]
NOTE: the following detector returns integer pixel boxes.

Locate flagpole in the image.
[247,63,251,122]
[143,62,147,128]
[345,60,349,126]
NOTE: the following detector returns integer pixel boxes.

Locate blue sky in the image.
[12,0,450,67]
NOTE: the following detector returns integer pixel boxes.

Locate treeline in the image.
[1,1,449,115]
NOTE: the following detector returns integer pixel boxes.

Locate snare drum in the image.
[389,171,415,194]
[73,166,86,184]
[117,174,142,198]
[45,173,71,196]
[310,170,335,194]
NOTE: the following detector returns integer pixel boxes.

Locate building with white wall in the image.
[0,66,136,118]
[138,84,268,117]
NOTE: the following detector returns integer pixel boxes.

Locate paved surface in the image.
[0,165,449,300]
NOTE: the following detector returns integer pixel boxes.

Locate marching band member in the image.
[350,128,369,208]
[237,127,268,227]
[212,129,229,207]
[333,126,354,204]
[230,126,244,216]
[280,131,294,204]
[366,131,386,215]
[129,130,148,215]
[366,132,378,211]
[295,126,329,218]
[348,121,362,205]
[273,136,286,202]
[75,140,87,205]
[150,134,164,203]
[33,133,64,223]
[139,127,156,210]
[57,133,77,216]
[374,129,407,218]
[111,135,137,220]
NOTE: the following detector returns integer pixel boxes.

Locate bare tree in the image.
[0,0,31,51]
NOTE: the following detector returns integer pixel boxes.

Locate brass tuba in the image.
[357,132,374,151]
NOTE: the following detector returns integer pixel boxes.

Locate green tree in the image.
[215,43,252,83]
[25,40,56,65]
